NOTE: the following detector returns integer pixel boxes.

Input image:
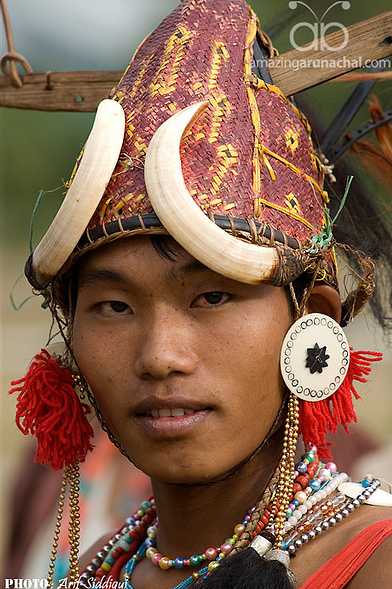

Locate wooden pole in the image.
[0,12,391,112]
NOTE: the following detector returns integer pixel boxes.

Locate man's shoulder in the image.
[341,505,392,588]
[347,515,392,588]
[346,503,392,531]
[79,532,114,574]
[290,488,392,587]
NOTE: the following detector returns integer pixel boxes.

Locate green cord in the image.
[9,274,34,310]
[332,176,354,225]
[29,184,64,253]
[306,175,354,255]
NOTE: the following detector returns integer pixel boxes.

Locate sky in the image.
[4,0,179,71]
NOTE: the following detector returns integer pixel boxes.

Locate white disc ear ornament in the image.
[280,313,350,402]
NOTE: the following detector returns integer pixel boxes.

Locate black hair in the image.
[150,234,180,261]
[54,235,187,317]
[295,96,392,332]
[149,233,308,318]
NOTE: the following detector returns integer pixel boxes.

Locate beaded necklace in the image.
[80,448,379,589]
[145,512,252,571]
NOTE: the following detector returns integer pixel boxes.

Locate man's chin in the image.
[137,457,243,486]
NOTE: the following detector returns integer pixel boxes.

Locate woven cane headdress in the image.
[26,0,337,297]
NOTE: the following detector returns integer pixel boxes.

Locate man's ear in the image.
[305,285,342,324]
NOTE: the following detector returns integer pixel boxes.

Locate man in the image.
[10,0,392,587]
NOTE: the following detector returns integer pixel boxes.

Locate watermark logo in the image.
[4,580,48,589]
[4,579,126,589]
[288,1,351,52]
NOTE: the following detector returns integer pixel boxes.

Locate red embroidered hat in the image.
[26,0,336,295]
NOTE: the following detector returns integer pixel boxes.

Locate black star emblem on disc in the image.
[306,343,330,374]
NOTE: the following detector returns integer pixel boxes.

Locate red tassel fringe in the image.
[300,349,383,461]
[9,350,94,470]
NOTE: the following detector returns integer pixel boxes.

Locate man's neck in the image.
[150,429,283,557]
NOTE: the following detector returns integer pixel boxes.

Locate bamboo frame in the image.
[1,12,391,112]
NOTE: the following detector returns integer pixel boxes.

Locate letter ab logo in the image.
[289,1,351,52]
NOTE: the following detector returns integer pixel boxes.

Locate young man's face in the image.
[72,235,291,483]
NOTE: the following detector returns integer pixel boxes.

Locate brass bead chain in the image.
[47,469,68,588]
[67,462,81,583]
[271,393,300,548]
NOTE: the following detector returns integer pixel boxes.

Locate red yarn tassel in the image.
[9,350,94,470]
[300,349,383,461]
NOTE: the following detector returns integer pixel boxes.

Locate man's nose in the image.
[134,307,199,381]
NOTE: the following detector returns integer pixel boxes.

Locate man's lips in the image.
[133,395,213,417]
[132,395,213,438]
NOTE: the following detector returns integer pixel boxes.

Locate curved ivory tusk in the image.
[145,101,279,285]
[31,99,125,287]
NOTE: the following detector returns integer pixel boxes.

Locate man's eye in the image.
[192,292,231,308]
[97,301,131,315]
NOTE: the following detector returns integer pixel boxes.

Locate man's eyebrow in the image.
[78,260,213,290]
[78,268,129,289]
[166,259,212,281]
[175,259,210,275]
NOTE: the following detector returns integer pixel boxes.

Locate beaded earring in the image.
[46,462,82,587]
[9,343,95,586]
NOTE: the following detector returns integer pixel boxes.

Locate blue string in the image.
[174,566,209,588]
[124,541,148,589]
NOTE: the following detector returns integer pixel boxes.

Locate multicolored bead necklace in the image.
[122,509,255,589]
[145,517,251,571]
[283,475,380,555]
[79,447,379,589]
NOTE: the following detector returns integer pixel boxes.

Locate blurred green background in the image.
[1,0,391,575]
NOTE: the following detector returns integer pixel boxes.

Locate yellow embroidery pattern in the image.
[260,144,326,199]
[208,143,239,196]
[285,192,302,215]
[113,193,146,212]
[244,11,262,195]
[247,86,262,193]
[127,123,148,156]
[208,41,230,90]
[167,102,178,113]
[258,144,277,181]
[244,11,258,79]
[253,197,263,218]
[254,198,314,230]
[208,93,232,144]
[128,55,154,102]
[285,128,300,154]
[98,197,113,222]
[113,90,126,104]
[150,25,192,97]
